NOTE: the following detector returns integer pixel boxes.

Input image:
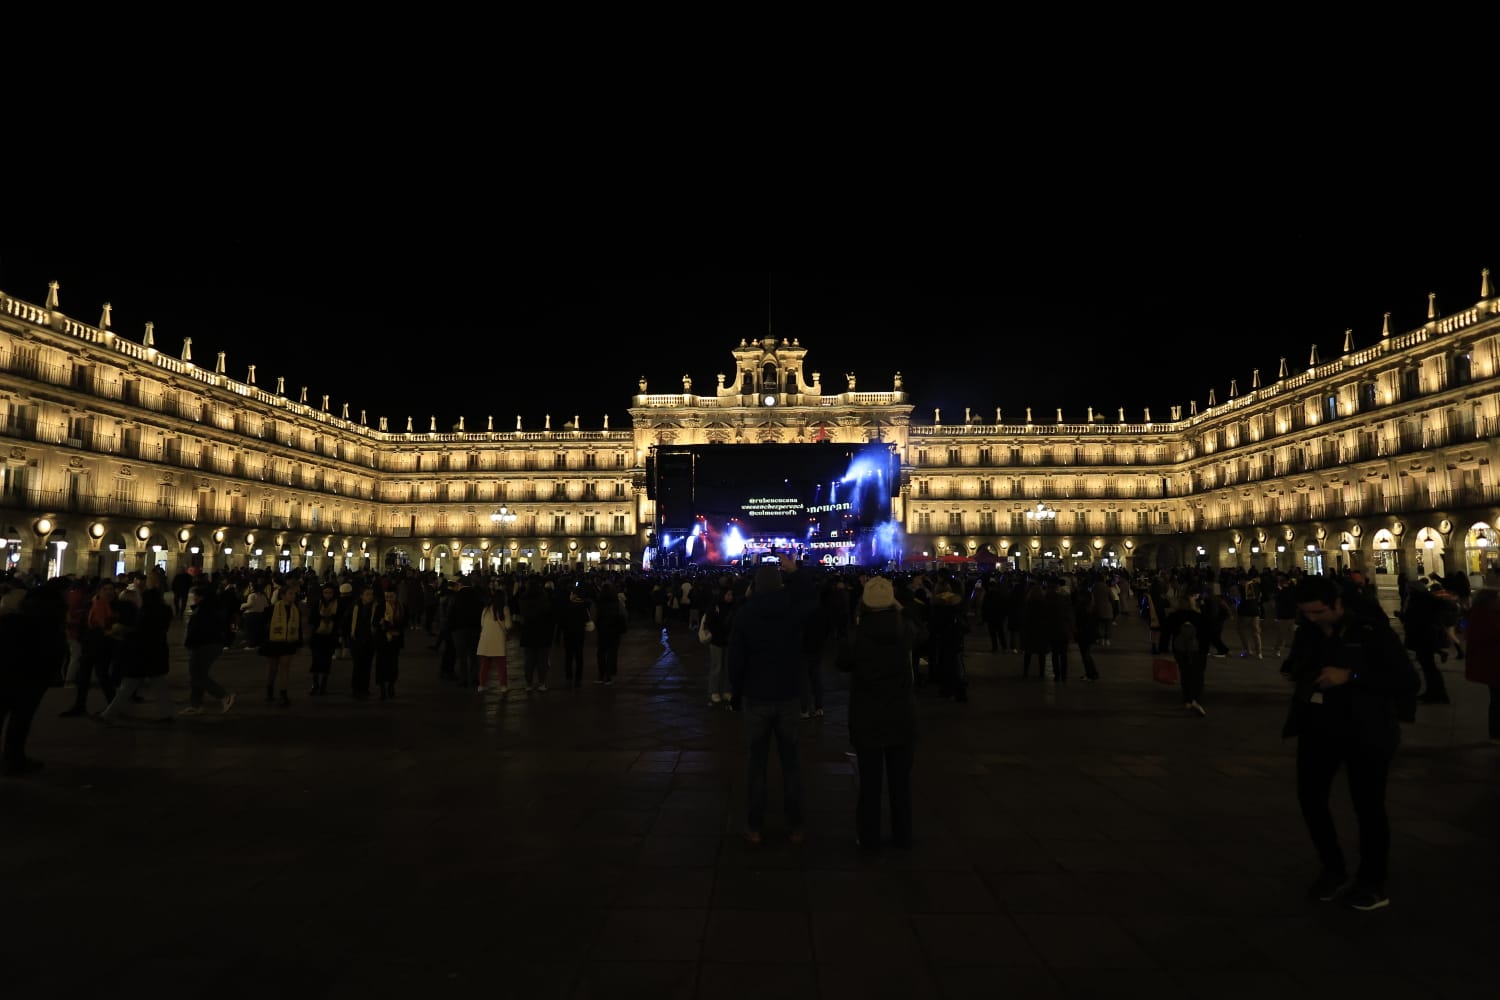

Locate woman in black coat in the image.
[96,569,174,724]
[836,576,926,850]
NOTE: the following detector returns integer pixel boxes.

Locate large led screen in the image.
[648,442,902,567]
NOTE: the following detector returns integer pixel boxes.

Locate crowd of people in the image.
[3,555,1496,914]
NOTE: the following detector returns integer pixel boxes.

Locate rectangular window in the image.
[553,453,567,469]
[583,514,597,533]
[948,447,961,465]
[614,482,627,498]
[552,514,567,533]
[979,447,992,464]
[612,514,627,533]
[916,512,932,533]
[978,511,996,532]
[947,512,963,534]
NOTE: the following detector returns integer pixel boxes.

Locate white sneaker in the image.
[1191,701,1207,717]
[710,693,722,704]
[221,693,236,714]
[538,684,548,692]
[178,706,204,716]
[524,684,534,691]
[476,686,485,693]
[499,686,509,694]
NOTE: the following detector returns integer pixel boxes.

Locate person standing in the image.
[1462,573,1500,744]
[260,585,302,707]
[96,569,174,725]
[836,576,923,849]
[0,582,68,775]
[728,554,821,844]
[346,585,381,699]
[1041,579,1074,683]
[517,577,556,692]
[592,581,627,687]
[375,591,404,700]
[335,581,357,661]
[181,583,235,715]
[926,578,969,699]
[702,583,737,705]
[1282,575,1418,911]
[559,584,592,690]
[445,575,485,689]
[476,587,513,694]
[58,580,120,718]
[171,568,194,619]
[1235,579,1265,659]
[1400,578,1452,704]
[307,583,341,695]
[1270,574,1299,656]
[238,584,270,651]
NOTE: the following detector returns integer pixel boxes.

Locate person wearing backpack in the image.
[1161,592,1209,716]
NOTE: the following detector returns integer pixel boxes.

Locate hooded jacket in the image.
[728,567,820,702]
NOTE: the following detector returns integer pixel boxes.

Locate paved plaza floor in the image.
[3,609,1498,1000]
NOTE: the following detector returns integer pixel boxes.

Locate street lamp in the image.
[490,506,518,524]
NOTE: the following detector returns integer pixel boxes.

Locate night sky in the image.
[2,225,1493,436]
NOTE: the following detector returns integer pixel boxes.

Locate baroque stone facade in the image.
[3,273,1500,598]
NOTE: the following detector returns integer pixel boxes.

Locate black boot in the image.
[265,684,276,703]
[277,690,291,707]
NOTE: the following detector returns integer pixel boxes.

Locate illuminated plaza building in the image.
[3,271,1500,602]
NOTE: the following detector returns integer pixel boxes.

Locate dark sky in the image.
[3,225,1493,435]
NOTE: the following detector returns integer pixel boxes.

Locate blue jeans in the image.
[742,698,803,834]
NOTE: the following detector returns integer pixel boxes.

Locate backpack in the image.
[1171,619,1199,656]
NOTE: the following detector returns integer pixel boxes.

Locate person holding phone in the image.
[1282,575,1419,912]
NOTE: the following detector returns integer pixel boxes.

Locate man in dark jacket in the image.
[445,575,487,688]
[1,582,69,775]
[1282,575,1419,912]
[728,554,821,844]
